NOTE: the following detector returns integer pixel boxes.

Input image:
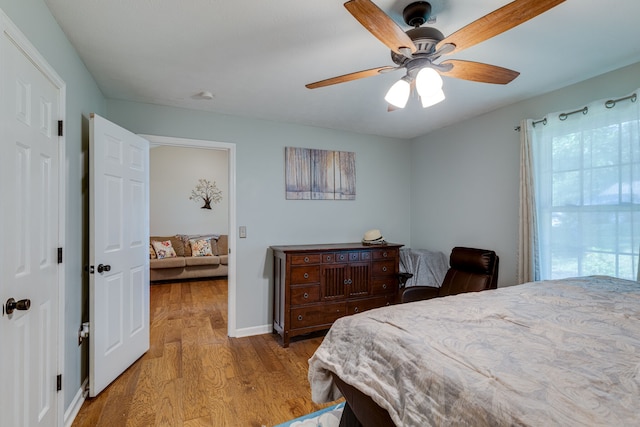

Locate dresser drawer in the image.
[372,259,396,276]
[291,266,320,283]
[372,248,398,260]
[321,253,336,263]
[291,254,322,265]
[371,277,397,295]
[347,295,393,315]
[290,285,320,305]
[291,303,346,329]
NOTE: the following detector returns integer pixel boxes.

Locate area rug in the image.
[274,402,345,427]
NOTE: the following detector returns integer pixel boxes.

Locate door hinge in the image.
[56,374,62,392]
[57,247,63,264]
[58,120,63,137]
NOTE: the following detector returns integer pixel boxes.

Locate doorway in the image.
[142,134,237,336]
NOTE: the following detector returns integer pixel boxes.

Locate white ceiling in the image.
[43,0,640,139]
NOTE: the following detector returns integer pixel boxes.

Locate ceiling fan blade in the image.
[436,0,565,55]
[439,60,520,84]
[306,66,397,89]
[344,0,417,55]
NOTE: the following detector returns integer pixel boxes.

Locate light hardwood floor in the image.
[71,278,337,427]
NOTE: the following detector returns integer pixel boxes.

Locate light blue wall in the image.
[0,0,106,411]
[105,100,413,330]
[410,61,640,287]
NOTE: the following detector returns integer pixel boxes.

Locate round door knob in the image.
[97,264,111,273]
[5,298,31,315]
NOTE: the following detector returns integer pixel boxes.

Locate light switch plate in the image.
[239,226,247,238]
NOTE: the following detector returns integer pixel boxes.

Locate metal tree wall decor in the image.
[189,178,223,209]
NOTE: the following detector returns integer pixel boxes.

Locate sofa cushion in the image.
[151,240,177,259]
[190,238,214,257]
[178,234,219,256]
[218,255,228,265]
[150,257,186,269]
[185,256,221,266]
[150,235,184,257]
[217,235,228,256]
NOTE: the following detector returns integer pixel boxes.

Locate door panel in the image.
[89,113,150,397]
[1,16,61,426]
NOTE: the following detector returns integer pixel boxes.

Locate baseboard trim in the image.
[64,378,88,427]
[234,324,272,338]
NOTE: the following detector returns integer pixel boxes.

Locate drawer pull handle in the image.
[385,302,390,306]
[326,256,331,261]
[339,255,345,260]
[382,266,388,272]
[304,273,309,279]
[304,256,309,263]
[382,283,387,289]
[344,279,349,285]
[298,315,303,321]
[303,292,309,299]
[383,251,388,257]
[354,307,359,313]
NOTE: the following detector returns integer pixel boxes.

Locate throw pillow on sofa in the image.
[190,238,213,257]
[152,240,177,259]
[149,244,157,259]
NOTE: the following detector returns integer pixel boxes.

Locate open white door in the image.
[0,10,64,426]
[89,113,149,397]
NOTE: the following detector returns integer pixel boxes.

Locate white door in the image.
[89,113,150,396]
[0,13,62,427]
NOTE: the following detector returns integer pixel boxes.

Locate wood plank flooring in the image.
[71,278,338,427]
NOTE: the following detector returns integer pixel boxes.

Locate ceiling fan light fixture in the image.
[384,77,411,109]
[415,67,443,97]
[420,88,445,108]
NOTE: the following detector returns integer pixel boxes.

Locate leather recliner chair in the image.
[400,247,499,303]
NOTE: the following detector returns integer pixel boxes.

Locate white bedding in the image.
[308,276,640,426]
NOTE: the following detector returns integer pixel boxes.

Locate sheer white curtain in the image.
[519,90,640,283]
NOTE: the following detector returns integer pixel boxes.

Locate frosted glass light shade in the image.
[415,67,443,97]
[384,78,411,108]
[420,88,445,108]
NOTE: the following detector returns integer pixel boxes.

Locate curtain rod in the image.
[514,92,637,132]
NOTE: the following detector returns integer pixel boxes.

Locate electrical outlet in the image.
[239,226,247,238]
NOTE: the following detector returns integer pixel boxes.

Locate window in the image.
[525,92,640,281]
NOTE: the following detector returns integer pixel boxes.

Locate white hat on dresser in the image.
[362,229,386,245]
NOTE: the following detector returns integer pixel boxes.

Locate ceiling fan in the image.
[306,0,566,109]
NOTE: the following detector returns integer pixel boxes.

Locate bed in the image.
[308,276,640,426]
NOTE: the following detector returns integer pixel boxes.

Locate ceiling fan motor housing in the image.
[391,26,444,65]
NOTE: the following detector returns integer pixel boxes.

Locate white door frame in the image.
[0,8,66,426]
[141,134,237,336]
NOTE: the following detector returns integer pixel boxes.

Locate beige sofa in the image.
[150,234,228,282]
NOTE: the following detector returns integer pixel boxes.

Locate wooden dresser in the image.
[270,243,403,347]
